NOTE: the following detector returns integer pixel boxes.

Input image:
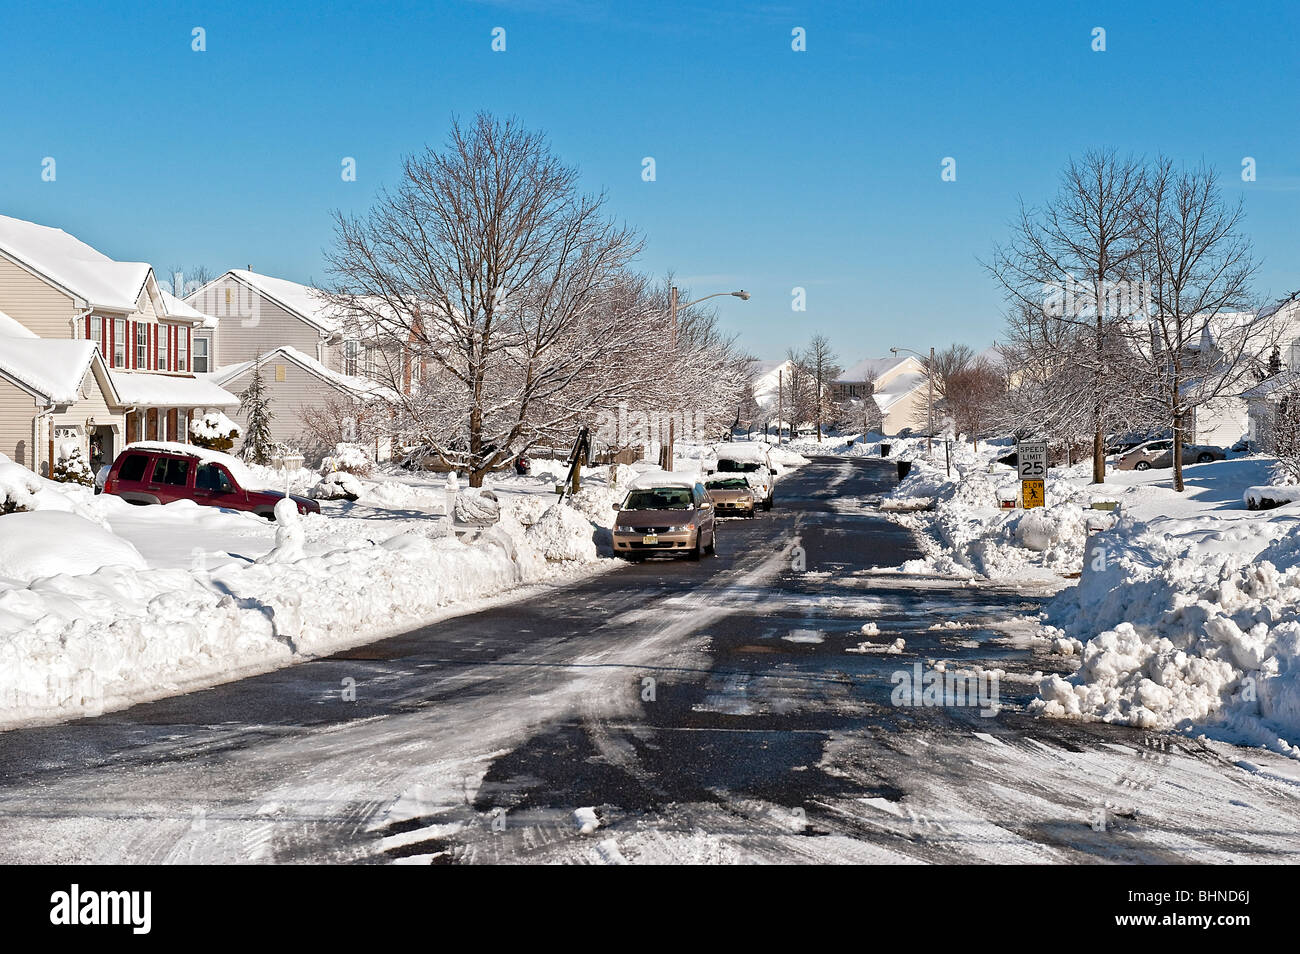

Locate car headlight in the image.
[667,524,695,532]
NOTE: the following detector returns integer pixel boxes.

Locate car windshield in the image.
[706,478,748,490]
[624,488,693,510]
[716,459,763,473]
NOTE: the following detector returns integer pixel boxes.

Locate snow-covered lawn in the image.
[0,442,807,731]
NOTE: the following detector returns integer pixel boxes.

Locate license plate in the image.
[642,534,658,545]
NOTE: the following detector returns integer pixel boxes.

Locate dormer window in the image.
[136,323,149,368]
[343,339,360,376]
[158,325,169,370]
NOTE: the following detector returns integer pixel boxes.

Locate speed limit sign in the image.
[1017,441,1048,480]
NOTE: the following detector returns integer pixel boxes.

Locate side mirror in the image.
[611,502,621,511]
[701,502,712,510]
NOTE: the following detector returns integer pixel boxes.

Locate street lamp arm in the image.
[679,290,750,310]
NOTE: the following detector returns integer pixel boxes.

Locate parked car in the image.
[611,477,717,560]
[704,476,756,517]
[704,443,776,510]
[1115,439,1225,471]
[101,442,320,519]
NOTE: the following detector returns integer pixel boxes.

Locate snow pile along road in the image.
[887,446,1105,580]
[1035,511,1300,757]
[0,482,609,728]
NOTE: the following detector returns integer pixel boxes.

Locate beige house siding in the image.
[884,388,929,436]
[0,253,80,338]
[0,377,39,467]
[218,358,352,458]
[189,275,326,367]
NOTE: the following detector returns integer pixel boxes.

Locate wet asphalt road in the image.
[2,456,1299,864]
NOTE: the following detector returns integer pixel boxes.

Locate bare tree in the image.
[323,113,643,486]
[804,334,842,442]
[944,358,1005,450]
[925,344,977,402]
[1131,159,1266,491]
[989,149,1149,483]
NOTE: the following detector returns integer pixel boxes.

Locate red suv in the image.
[101,443,320,519]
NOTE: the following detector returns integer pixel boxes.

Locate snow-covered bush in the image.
[321,441,374,477]
[311,471,363,501]
[51,447,94,486]
[0,454,41,515]
[190,412,241,452]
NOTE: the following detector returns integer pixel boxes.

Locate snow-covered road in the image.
[1,457,1298,863]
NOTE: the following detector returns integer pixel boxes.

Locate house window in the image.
[363,346,376,378]
[158,326,169,370]
[343,339,360,376]
[89,317,103,355]
[177,329,188,372]
[114,319,126,368]
[1288,338,1300,370]
[193,337,209,373]
[136,324,149,368]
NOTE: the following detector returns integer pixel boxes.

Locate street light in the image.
[890,345,936,453]
[663,287,750,470]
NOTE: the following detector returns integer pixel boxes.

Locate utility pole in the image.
[927,345,935,454]
[778,369,784,446]
[665,285,678,470]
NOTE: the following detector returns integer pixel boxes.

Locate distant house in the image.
[833,355,929,436]
[187,270,405,460]
[209,346,398,462]
[0,214,237,475]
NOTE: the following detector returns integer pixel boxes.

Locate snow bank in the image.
[0,480,609,728]
[1034,507,1300,756]
[0,511,146,581]
[886,448,1102,580]
[526,503,599,562]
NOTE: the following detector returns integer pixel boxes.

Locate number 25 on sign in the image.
[1022,479,1045,509]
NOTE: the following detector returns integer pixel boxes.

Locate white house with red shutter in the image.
[0,213,237,476]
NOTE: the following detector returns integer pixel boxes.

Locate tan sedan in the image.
[1116,439,1225,471]
[704,477,757,517]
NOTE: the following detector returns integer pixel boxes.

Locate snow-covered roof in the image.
[123,441,260,489]
[629,471,699,491]
[226,269,341,333]
[109,371,239,407]
[873,370,928,412]
[836,356,909,384]
[210,345,399,402]
[0,338,103,404]
[0,214,152,312]
[0,308,37,339]
[160,290,209,323]
[1242,369,1300,400]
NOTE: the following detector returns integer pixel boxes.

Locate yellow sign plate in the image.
[1022,479,1045,509]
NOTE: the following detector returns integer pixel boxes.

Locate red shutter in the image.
[84,315,90,338]
[171,325,177,371]
[108,320,114,367]
[130,322,136,369]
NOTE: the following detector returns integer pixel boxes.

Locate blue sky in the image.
[3,0,1298,363]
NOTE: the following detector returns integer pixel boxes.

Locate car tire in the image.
[1197,452,1214,463]
[764,496,773,512]
[705,528,717,556]
[1135,461,1151,471]
[688,534,702,561]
